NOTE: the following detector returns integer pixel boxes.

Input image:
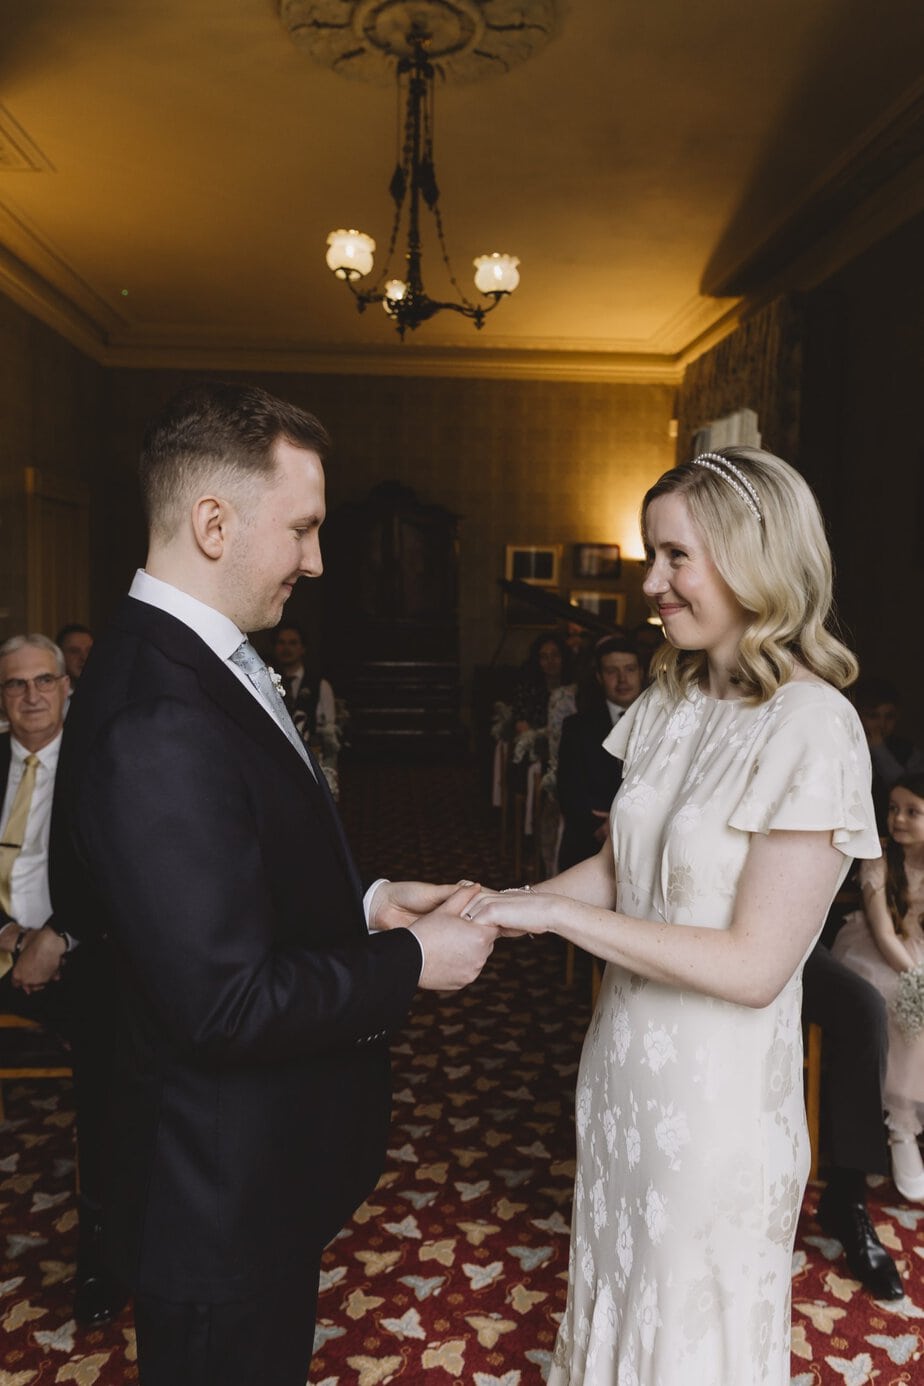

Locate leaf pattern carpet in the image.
[1,760,923,1385]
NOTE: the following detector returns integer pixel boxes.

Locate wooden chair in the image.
[590,956,603,1009]
[804,1021,822,1182]
[0,1013,72,1124]
[493,739,511,857]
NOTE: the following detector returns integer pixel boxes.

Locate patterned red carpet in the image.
[1,761,923,1384]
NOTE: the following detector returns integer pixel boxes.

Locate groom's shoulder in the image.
[66,605,212,755]
[88,599,215,698]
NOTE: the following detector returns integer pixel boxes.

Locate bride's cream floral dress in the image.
[548,681,880,1386]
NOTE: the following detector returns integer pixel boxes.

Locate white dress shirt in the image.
[606,700,627,727]
[129,570,282,721]
[1,731,61,931]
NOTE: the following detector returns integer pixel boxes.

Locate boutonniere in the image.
[268,666,286,698]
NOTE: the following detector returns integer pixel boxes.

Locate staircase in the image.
[343,660,467,758]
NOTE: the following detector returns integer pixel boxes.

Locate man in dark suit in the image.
[557,636,644,870]
[51,382,495,1386]
[0,633,119,1324]
[271,620,335,741]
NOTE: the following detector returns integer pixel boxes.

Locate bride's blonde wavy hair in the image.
[642,446,858,704]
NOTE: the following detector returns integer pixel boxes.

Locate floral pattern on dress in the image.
[548,680,880,1386]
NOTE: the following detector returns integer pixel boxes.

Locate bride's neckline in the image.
[694,671,829,705]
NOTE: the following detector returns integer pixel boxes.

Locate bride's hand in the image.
[465,888,566,936]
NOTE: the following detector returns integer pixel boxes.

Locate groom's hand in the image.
[410,882,498,991]
[369,879,475,931]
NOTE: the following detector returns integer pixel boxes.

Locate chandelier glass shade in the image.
[325,37,519,339]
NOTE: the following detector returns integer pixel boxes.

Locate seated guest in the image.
[631,618,665,669]
[802,943,903,1298]
[854,676,924,831]
[55,623,94,690]
[0,633,120,1324]
[512,630,572,734]
[271,621,337,742]
[832,771,924,1204]
[564,621,596,687]
[271,622,341,794]
[557,636,643,871]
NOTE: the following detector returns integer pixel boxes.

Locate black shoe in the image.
[73,1212,127,1326]
[73,1267,127,1326]
[817,1187,904,1300]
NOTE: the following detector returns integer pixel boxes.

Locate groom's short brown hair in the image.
[139,381,331,541]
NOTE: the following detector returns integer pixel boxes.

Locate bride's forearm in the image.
[532,843,615,910]
[475,830,845,1009]
[552,900,750,1003]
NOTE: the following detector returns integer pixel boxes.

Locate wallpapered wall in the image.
[104,369,676,686]
[0,293,105,637]
[4,192,919,732]
[674,297,803,465]
[669,207,924,734]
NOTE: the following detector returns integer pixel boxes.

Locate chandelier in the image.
[325,33,520,339]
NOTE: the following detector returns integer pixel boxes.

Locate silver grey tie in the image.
[230,639,315,774]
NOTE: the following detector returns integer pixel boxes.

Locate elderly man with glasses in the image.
[0,632,122,1325]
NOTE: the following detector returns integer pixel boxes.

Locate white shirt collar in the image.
[11,729,63,771]
[129,569,245,662]
[606,700,626,726]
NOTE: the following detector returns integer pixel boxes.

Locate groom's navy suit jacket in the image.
[51,596,423,1302]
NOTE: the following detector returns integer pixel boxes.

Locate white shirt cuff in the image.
[363,878,389,930]
[363,877,425,976]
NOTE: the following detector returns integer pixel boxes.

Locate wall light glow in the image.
[609,501,647,561]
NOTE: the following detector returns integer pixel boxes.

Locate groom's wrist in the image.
[363,878,389,931]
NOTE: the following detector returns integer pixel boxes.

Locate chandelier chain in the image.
[324,32,519,335]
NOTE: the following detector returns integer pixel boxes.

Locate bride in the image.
[468,448,881,1384]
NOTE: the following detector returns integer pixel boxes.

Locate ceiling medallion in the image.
[280,0,558,85]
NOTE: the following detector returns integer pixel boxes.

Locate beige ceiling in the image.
[0,0,922,380]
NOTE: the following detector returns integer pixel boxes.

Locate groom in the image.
[51,382,495,1386]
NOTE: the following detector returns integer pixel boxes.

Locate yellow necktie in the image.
[0,753,39,977]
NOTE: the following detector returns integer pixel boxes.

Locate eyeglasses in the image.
[0,673,67,698]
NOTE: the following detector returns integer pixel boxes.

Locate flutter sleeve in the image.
[727,687,881,859]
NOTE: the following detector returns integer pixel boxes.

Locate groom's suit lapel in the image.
[114,598,363,902]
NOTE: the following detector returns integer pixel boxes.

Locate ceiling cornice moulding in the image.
[99,342,685,385]
[704,76,924,299]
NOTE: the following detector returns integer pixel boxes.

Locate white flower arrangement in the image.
[540,764,558,795]
[267,666,286,698]
[512,725,548,765]
[892,963,924,1040]
[491,700,513,742]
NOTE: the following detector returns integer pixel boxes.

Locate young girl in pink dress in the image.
[833,771,924,1201]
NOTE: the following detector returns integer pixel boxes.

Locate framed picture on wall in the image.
[504,544,561,587]
[569,590,627,628]
[573,543,621,579]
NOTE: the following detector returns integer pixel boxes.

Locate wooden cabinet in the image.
[322,482,466,756]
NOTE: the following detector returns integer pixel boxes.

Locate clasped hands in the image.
[368,878,558,934]
[0,922,67,994]
[368,879,564,991]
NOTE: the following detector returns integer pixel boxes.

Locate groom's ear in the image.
[191,495,230,560]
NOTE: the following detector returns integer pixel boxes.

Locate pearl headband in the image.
[691,452,762,523]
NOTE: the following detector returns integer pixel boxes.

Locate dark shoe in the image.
[73,1266,127,1326]
[817,1186,903,1300]
[73,1213,127,1326]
